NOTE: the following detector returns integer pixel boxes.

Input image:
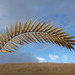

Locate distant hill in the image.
[0,63,75,75]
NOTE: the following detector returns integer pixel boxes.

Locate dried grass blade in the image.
[10,25,13,38]
[14,22,18,36]
[35,32,44,43]
[18,21,22,34]
[59,34,71,37]
[40,22,52,32]
[71,43,75,45]
[20,34,31,43]
[0,43,1,50]
[4,47,13,52]
[25,19,32,32]
[22,19,28,33]
[0,50,12,53]
[32,20,42,31]
[31,32,41,43]
[27,32,37,43]
[62,39,74,50]
[5,44,16,50]
[10,39,23,45]
[2,31,7,43]
[17,36,28,44]
[48,27,59,33]
[24,33,33,42]
[44,24,55,32]
[36,21,46,31]
[65,39,75,42]
[6,27,10,41]
[52,29,64,34]
[7,41,19,48]
[42,32,50,43]
[0,34,4,46]
[49,33,58,44]
[64,36,75,39]
[38,32,47,42]
[13,37,24,45]
[53,34,61,46]
[28,19,37,32]
[45,32,54,43]
[55,32,66,36]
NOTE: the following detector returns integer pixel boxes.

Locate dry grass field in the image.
[0,63,75,75]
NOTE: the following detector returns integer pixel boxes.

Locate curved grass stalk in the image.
[0,19,75,53]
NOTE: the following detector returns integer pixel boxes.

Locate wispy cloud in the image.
[36,57,46,62]
[49,54,75,63]
[61,54,68,63]
[49,54,59,62]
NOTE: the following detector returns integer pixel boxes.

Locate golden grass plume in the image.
[0,19,75,53]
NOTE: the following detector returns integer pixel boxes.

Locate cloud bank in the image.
[49,54,75,63]
[0,0,75,32]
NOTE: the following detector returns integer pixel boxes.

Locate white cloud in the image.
[36,57,46,62]
[61,54,68,63]
[73,60,75,62]
[49,54,59,62]
[49,54,75,63]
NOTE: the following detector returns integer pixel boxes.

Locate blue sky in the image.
[0,0,75,64]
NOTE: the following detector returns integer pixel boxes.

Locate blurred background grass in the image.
[0,63,75,75]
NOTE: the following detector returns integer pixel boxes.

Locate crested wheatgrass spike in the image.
[0,19,75,53]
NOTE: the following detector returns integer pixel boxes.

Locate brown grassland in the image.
[0,63,75,75]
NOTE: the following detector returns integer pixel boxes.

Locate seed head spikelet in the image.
[0,19,75,53]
